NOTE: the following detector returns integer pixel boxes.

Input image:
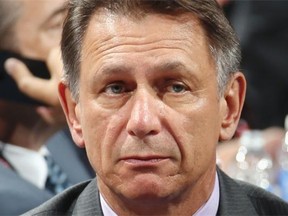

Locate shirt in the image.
[0,142,49,189]
[100,173,219,216]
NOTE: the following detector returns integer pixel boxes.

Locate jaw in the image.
[97,165,217,216]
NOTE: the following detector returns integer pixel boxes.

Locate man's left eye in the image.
[167,83,187,93]
[105,83,125,94]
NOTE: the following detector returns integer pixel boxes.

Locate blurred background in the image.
[217,0,288,202]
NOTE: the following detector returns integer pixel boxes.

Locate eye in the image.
[166,83,187,93]
[105,83,126,94]
[48,21,62,30]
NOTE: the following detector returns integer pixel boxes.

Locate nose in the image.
[126,90,162,139]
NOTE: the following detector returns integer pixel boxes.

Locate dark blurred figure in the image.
[223,1,288,129]
[0,0,93,215]
[216,0,288,200]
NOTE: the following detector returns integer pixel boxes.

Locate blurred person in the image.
[25,0,288,215]
[216,0,288,187]
[0,0,93,215]
[219,0,288,130]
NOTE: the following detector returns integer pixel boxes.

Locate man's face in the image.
[13,0,67,60]
[67,11,233,204]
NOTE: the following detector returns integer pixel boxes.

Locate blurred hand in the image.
[4,47,66,127]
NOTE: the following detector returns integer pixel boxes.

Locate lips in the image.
[120,156,169,165]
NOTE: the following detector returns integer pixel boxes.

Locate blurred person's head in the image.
[0,0,67,60]
[0,0,67,149]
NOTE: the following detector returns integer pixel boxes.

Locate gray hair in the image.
[0,0,22,51]
[61,0,241,100]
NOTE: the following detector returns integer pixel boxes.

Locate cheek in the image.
[40,30,62,50]
[16,31,47,60]
[80,103,126,174]
[79,104,106,170]
[172,100,220,171]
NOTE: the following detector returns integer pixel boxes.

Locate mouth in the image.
[120,156,170,166]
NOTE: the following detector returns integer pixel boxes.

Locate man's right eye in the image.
[105,83,125,94]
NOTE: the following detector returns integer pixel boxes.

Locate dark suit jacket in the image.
[23,168,288,216]
[0,129,94,215]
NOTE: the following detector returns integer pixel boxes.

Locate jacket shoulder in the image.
[22,180,92,216]
[0,165,53,215]
[217,168,288,215]
[238,180,288,215]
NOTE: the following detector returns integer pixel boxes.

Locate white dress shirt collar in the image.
[193,173,219,216]
[0,142,49,189]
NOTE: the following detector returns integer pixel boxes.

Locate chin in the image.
[121,174,175,201]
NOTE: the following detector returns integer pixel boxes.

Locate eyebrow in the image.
[97,61,187,76]
[94,65,132,81]
[154,61,201,85]
[155,61,188,73]
[92,60,196,84]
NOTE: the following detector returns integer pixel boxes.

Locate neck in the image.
[99,166,216,216]
[0,101,58,151]
[8,121,58,151]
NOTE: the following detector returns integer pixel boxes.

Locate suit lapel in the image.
[216,168,258,216]
[72,178,104,216]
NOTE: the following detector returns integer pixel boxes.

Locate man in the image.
[25,0,288,215]
[0,0,93,215]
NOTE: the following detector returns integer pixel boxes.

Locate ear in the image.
[219,72,246,141]
[58,82,85,148]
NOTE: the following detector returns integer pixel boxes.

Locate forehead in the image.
[82,10,210,59]
[81,10,213,74]
[87,10,205,40]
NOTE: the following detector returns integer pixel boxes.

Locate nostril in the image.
[149,130,158,136]
[128,130,136,137]
[127,125,160,139]
[127,127,148,139]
